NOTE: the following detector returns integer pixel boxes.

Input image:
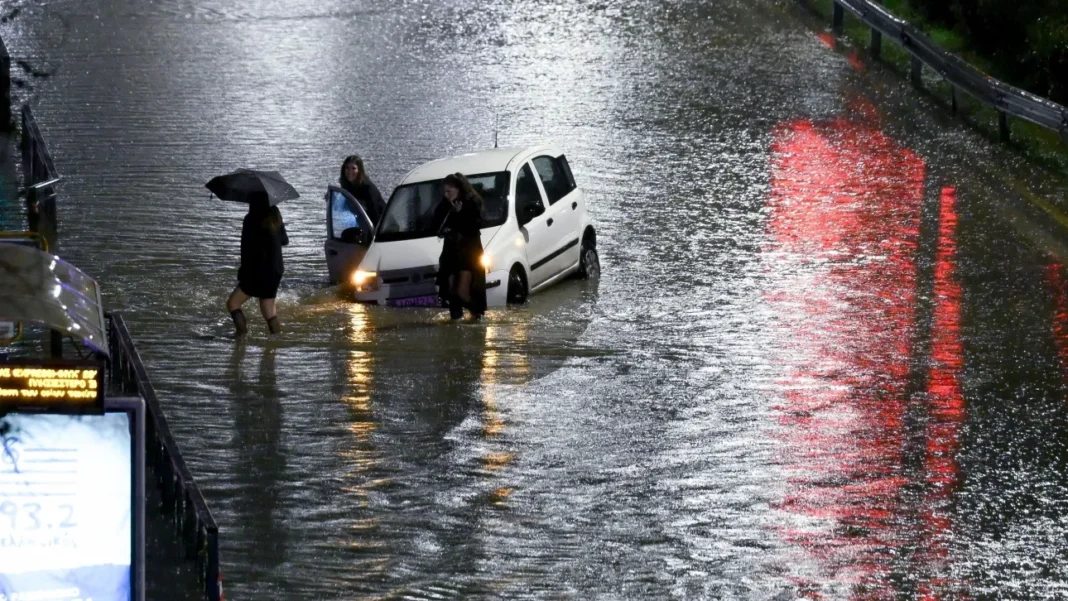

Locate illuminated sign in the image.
[0,413,132,601]
[0,362,103,412]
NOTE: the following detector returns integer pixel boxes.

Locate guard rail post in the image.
[832,1,844,34]
[999,111,1010,142]
[870,28,882,59]
[910,56,923,88]
[950,86,958,114]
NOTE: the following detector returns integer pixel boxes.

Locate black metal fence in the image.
[822,0,1068,143]
[108,313,223,601]
[19,105,60,250]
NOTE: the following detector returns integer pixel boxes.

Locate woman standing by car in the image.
[435,173,487,320]
[226,198,289,335]
[340,154,386,226]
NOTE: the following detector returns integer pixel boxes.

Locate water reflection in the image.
[914,186,967,598]
[765,99,931,596]
[226,342,287,584]
[1045,263,1068,384]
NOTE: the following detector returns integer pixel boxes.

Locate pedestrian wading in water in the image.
[435,172,487,320]
[227,199,289,335]
[339,154,386,227]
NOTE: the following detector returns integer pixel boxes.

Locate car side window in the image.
[558,154,577,189]
[532,155,576,206]
[515,164,546,222]
[330,189,361,240]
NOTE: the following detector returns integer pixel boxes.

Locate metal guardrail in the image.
[107,313,223,601]
[20,104,58,190]
[823,0,1068,143]
[19,105,60,252]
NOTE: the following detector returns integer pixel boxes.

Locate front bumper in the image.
[353,266,510,308]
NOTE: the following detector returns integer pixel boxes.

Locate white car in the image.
[340,144,599,307]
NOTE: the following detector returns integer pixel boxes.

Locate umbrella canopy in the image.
[206,168,300,206]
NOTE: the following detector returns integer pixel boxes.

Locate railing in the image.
[20,104,58,191]
[820,0,1068,143]
[19,105,60,250]
[107,313,223,601]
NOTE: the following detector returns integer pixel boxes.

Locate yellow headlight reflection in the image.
[480,254,492,270]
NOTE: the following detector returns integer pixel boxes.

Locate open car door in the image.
[325,185,375,285]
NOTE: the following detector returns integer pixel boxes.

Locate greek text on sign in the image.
[0,363,103,405]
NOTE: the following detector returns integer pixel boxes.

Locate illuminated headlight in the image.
[480,254,492,271]
[351,270,379,291]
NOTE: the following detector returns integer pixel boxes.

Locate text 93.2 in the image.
[0,500,77,532]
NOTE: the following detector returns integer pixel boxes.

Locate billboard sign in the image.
[0,411,135,601]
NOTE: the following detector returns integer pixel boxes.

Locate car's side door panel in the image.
[513,162,556,288]
[324,185,374,285]
[531,155,581,278]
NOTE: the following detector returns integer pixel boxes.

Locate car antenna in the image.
[493,111,499,149]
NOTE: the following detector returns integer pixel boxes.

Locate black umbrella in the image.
[206,168,300,206]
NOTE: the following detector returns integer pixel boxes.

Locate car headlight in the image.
[480,254,492,271]
[351,270,378,291]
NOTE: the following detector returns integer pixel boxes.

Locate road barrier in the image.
[109,313,223,601]
[820,0,1068,143]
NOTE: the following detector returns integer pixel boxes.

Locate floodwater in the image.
[4,0,1068,598]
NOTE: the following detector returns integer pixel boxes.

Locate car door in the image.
[324,185,375,285]
[513,162,556,288]
[531,154,582,277]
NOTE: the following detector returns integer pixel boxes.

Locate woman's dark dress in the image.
[435,198,487,316]
[237,207,289,299]
[340,177,386,226]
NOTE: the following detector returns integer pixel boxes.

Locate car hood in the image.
[360,226,502,272]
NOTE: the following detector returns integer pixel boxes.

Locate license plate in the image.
[387,295,441,308]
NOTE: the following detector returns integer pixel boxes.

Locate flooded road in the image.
[4,0,1068,598]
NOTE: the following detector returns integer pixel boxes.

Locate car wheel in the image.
[507,265,528,304]
[578,241,600,280]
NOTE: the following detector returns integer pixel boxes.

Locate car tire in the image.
[507,265,528,304]
[577,240,600,280]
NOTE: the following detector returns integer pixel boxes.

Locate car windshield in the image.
[376,171,510,242]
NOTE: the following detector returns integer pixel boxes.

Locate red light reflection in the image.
[916,187,968,599]
[766,102,966,597]
[1045,263,1068,378]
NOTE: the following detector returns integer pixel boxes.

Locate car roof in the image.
[399,144,559,184]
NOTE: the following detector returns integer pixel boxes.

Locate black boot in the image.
[449,294,464,320]
[267,316,281,334]
[230,309,248,336]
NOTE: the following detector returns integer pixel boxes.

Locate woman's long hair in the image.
[340,155,366,185]
[443,172,483,213]
[251,198,283,233]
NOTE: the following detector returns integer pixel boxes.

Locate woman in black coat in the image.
[226,198,289,335]
[435,172,487,319]
[340,154,386,226]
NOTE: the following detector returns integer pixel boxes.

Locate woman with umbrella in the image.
[207,169,296,336]
[227,199,289,335]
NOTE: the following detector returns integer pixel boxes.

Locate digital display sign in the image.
[0,413,132,601]
[0,362,103,412]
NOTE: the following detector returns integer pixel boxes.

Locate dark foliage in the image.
[907,0,1068,103]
